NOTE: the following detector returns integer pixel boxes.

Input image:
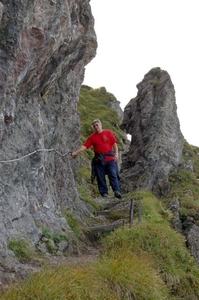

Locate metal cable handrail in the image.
[0,149,72,163]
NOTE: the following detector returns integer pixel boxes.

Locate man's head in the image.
[92,119,103,133]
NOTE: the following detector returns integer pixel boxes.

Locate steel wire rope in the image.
[0,149,72,163]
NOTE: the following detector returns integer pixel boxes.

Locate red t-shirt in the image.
[83,129,117,161]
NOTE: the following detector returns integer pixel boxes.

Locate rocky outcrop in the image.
[0,0,196,283]
[187,225,199,265]
[120,68,184,195]
[107,98,123,124]
[0,0,97,273]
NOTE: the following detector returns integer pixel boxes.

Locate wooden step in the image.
[95,208,127,216]
[100,200,121,210]
[85,220,125,233]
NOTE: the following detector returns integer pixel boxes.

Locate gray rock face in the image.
[0,0,97,265]
[107,98,123,124]
[187,225,199,265]
[120,68,184,195]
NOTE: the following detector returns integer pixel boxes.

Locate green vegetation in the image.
[167,140,199,219]
[41,227,68,244]
[2,191,199,299]
[41,227,68,255]
[76,166,99,201]
[7,238,35,262]
[62,208,81,238]
[2,89,199,299]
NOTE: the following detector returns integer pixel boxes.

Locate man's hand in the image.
[71,145,86,158]
[71,152,76,158]
[114,153,119,161]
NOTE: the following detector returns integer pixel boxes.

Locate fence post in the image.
[129,199,135,227]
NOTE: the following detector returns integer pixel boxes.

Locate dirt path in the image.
[45,246,100,268]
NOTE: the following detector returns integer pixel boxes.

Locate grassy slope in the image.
[2,191,199,300]
[167,140,199,222]
[1,87,199,299]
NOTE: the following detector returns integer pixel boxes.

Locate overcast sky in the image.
[83,0,199,147]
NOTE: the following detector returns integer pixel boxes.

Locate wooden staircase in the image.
[84,196,141,241]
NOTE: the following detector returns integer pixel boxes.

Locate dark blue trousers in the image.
[94,160,121,195]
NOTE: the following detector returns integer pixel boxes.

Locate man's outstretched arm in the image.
[71,145,87,157]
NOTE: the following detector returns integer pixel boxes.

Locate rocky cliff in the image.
[0,0,97,275]
[1,0,199,286]
[120,67,184,196]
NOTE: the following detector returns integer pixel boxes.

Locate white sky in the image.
[83,0,199,147]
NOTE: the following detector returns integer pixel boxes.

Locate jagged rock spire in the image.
[120,67,184,195]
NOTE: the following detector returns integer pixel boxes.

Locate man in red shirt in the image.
[72,119,121,198]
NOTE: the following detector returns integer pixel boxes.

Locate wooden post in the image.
[129,199,135,227]
[138,201,142,223]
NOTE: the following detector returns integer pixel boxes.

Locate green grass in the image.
[41,227,68,244]
[100,191,199,299]
[76,166,99,201]
[7,238,36,262]
[40,227,68,255]
[62,208,81,238]
[167,140,199,220]
[2,191,199,300]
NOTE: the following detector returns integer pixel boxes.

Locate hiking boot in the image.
[114,191,122,199]
[101,193,108,198]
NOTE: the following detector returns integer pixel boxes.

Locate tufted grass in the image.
[0,246,168,300]
[2,191,199,300]
[7,238,36,262]
[167,140,199,220]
